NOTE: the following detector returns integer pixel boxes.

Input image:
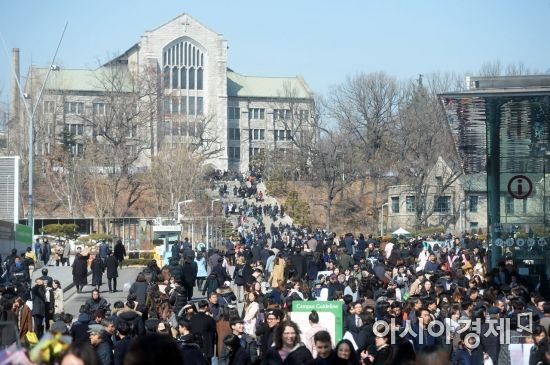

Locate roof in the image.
[463,173,486,192]
[227,71,312,99]
[30,66,133,93]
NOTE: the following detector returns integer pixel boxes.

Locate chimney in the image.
[10,48,20,126]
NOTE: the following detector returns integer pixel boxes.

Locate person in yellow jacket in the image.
[269,255,286,288]
[24,247,36,277]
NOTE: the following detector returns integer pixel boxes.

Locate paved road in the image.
[64,267,143,316]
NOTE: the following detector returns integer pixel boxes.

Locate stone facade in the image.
[18,13,313,172]
[386,157,488,234]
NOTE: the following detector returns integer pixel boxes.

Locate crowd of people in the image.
[0,172,549,364]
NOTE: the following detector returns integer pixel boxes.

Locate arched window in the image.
[180,67,187,89]
[180,43,184,66]
[189,67,195,89]
[163,66,170,89]
[184,43,188,66]
[200,54,204,67]
[197,68,203,90]
[192,46,196,66]
[172,66,179,89]
[188,44,192,65]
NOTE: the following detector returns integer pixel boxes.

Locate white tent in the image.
[392,227,411,236]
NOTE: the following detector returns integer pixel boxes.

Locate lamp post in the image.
[380,202,388,237]
[177,199,193,244]
[206,198,220,250]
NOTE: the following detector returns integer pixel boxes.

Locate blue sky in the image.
[0,0,549,102]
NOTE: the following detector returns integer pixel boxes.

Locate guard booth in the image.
[441,75,550,279]
[152,222,182,266]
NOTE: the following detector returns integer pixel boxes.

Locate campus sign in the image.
[290,301,343,345]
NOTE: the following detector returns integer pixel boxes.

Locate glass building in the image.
[440,76,550,277]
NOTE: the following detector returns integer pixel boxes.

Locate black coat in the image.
[179,342,207,365]
[95,340,114,365]
[106,256,119,279]
[91,257,104,286]
[129,281,148,306]
[31,285,47,317]
[114,336,131,365]
[181,260,198,287]
[170,286,188,315]
[114,242,126,262]
[72,254,89,285]
[290,254,306,278]
[229,347,252,365]
[189,312,217,358]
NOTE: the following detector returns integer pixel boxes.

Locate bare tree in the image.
[76,64,157,219]
[391,81,462,229]
[146,144,208,216]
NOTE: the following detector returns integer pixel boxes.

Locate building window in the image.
[249,147,264,156]
[249,108,265,120]
[64,123,84,135]
[250,129,265,140]
[197,68,203,90]
[180,67,187,89]
[93,102,108,115]
[44,101,55,113]
[69,143,84,156]
[64,102,84,114]
[181,96,187,115]
[128,125,137,138]
[469,195,479,213]
[273,109,291,120]
[228,147,240,160]
[228,107,240,120]
[228,128,240,140]
[163,66,170,89]
[197,97,204,116]
[172,66,179,89]
[299,109,309,120]
[180,121,187,136]
[189,96,196,115]
[505,197,514,214]
[406,196,416,213]
[189,67,195,89]
[391,197,399,213]
[188,121,196,137]
[470,222,479,233]
[171,96,180,114]
[434,196,451,213]
[163,97,170,114]
[171,121,179,136]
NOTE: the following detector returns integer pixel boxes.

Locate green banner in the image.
[15,224,32,244]
[290,301,343,345]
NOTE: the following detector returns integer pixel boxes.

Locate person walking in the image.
[31,278,47,338]
[43,238,52,266]
[195,253,208,290]
[113,240,126,269]
[91,254,105,292]
[72,247,90,294]
[106,251,119,293]
[62,241,71,266]
[181,255,198,302]
[53,279,64,315]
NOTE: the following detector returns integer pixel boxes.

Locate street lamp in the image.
[206,198,220,251]
[380,202,388,237]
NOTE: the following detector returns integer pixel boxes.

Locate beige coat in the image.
[53,288,64,314]
[269,258,285,288]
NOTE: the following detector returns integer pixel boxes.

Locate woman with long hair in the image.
[335,339,360,365]
[263,320,313,364]
[53,280,64,315]
[242,291,260,336]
